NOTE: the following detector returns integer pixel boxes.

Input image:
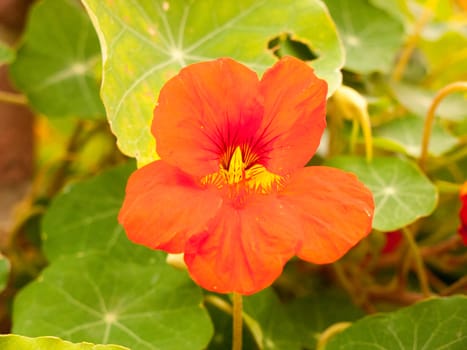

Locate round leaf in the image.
[373,115,459,158]
[42,163,161,264]
[326,296,467,349]
[81,0,344,165]
[0,334,128,350]
[323,0,404,73]
[326,156,438,231]
[9,0,104,118]
[13,254,213,350]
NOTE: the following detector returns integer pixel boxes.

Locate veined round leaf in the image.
[0,254,10,293]
[9,0,104,118]
[326,156,438,231]
[0,334,128,350]
[326,296,467,349]
[81,0,344,165]
[323,0,404,73]
[13,254,213,350]
[373,115,459,158]
[0,41,14,64]
[42,163,162,264]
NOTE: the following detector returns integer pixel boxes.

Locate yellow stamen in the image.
[202,146,284,195]
[226,146,245,184]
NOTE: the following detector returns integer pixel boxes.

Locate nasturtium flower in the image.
[458,181,467,245]
[119,56,374,295]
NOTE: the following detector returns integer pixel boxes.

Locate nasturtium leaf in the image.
[9,0,104,118]
[0,254,10,293]
[368,0,411,26]
[81,0,344,165]
[373,115,459,158]
[323,0,404,74]
[326,156,438,231]
[0,334,128,350]
[325,296,467,349]
[243,289,301,350]
[42,162,162,264]
[420,30,467,86]
[392,83,467,122]
[0,41,14,64]
[13,254,213,350]
[285,290,364,349]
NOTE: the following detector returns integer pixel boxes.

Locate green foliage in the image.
[326,296,467,349]
[327,156,438,231]
[0,41,15,64]
[41,163,160,264]
[373,115,459,157]
[0,254,10,293]
[14,165,213,350]
[0,334,128,350]
[285,290,364,349]
[81,0,344,165]
[1,1,466,349]
[9,0,104,118]
[323,0,405,73]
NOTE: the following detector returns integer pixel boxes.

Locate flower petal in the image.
[152,58,263,177]
[118,161,222,253]
[184,194,301,294]
[259,56,328,175]
[280,166,374,263]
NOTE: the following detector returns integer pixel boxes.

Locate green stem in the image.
[232,293,243,350]
[419,81,467,170]
[401,227,431,297]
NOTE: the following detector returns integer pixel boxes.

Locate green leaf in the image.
[420,30,467,86]
[42,163,161,264]
[81,0,344,165]
[373,115,459,157]
[0,334,128,350]
[9,0,104,118]
[0,254,10,293]
[323,0,404,74]
[243,289,302,350]
[325,296,467,349]
[0,41,15,64]
[13,254,213,350]
[392,83,467,122]
[285,290,364,349]
[326,156,438,231]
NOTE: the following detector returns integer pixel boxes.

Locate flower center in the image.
[202,146,283,194]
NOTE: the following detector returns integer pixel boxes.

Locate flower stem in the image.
[0,90,28,105]
[232,292,243,350]
[401,227,431,297]
[419,81,467,170]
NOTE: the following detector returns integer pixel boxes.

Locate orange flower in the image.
[458,182,467,245]
[119,57,374,295]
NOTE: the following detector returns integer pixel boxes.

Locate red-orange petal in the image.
[118,161,222,253]
[280,166,374,263]
[152,58,263,177]
[184,193,301,295]
[258,56,328,175]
